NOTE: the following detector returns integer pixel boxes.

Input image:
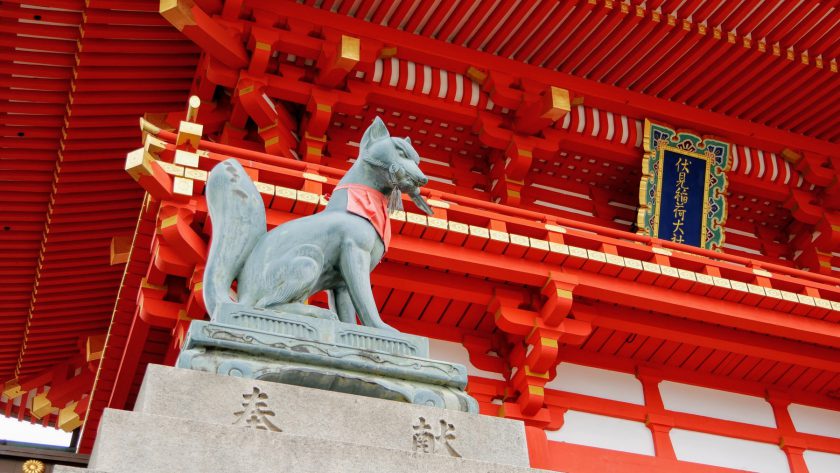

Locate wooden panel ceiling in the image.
[0,0,197,382]
[298,0,840,142]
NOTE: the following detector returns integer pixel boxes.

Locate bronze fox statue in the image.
[202,117,432,331]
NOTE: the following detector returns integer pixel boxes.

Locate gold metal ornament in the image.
[22,459,46,473]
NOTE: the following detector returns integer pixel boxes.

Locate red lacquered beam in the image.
[480,0,540,56]
[160,0,248,68]
[793,10,839,51]
[701,44,778,111]
[555,4,623,73]
[153,129,840,292]
[528,0,597,67]
[81,23,185,40]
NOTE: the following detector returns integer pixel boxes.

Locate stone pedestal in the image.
[176,303,478,412]
[57,365,551,473]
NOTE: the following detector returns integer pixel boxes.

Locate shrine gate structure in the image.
[2,1,840,472]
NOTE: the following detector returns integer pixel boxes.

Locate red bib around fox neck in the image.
[335,183,392,251]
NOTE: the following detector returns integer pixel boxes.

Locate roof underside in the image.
[301,0,840,143]
[0,0,197,384]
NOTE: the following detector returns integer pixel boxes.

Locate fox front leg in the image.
[328,286,356,324]
[339,245,395,331]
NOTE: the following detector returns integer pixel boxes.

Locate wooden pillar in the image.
[768,391,810,473]
[637,370,677,460]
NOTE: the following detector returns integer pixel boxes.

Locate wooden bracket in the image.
[515,86,571,135]
[483,71,521,110]
[138,288,187,329]
[159,207,207,265]
[236,75,277,129]
[125,148,176,200]
[784,189,823,225]
[540,274,577,325]
[795,152,835,188]
[316,35,361,87]
[247,26,275,75]
[160,0,249,68]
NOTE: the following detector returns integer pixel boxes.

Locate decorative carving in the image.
[177,320,481,413]
[200,325,462,380]
[336,329,418,356]
[226,311,319,340]
[233,386,281,431]
[412,416,461,457]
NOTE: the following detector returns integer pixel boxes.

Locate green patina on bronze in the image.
[202,117,432,330]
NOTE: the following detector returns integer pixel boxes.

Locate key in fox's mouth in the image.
[408,188,433,216]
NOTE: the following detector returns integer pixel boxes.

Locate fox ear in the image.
[361,116,390,150]
[405,136,411,145]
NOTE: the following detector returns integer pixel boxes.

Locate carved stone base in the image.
[212,302,429,357]
[176,303,478,413]
[59,365,550,473]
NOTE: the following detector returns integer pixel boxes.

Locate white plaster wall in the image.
[670,429,789,473]
[546,410,655,456]
[659,381,777,427]
[0,416,72,446]
[787,403,840,438]
[427,338,506,381]
[804,450,840,473]
[544,362,645,405]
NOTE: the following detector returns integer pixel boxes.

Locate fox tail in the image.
[202,158,266,318]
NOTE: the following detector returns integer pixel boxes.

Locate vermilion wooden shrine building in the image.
[2,1,840,472]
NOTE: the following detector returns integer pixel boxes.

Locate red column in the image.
[781,445,810,473]
[638,370,677,460]
[768,391,810,473]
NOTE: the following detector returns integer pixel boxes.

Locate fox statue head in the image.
[359,116,433,216]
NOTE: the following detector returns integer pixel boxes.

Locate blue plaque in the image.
[637,120,730,251]
[655,149,710,247]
